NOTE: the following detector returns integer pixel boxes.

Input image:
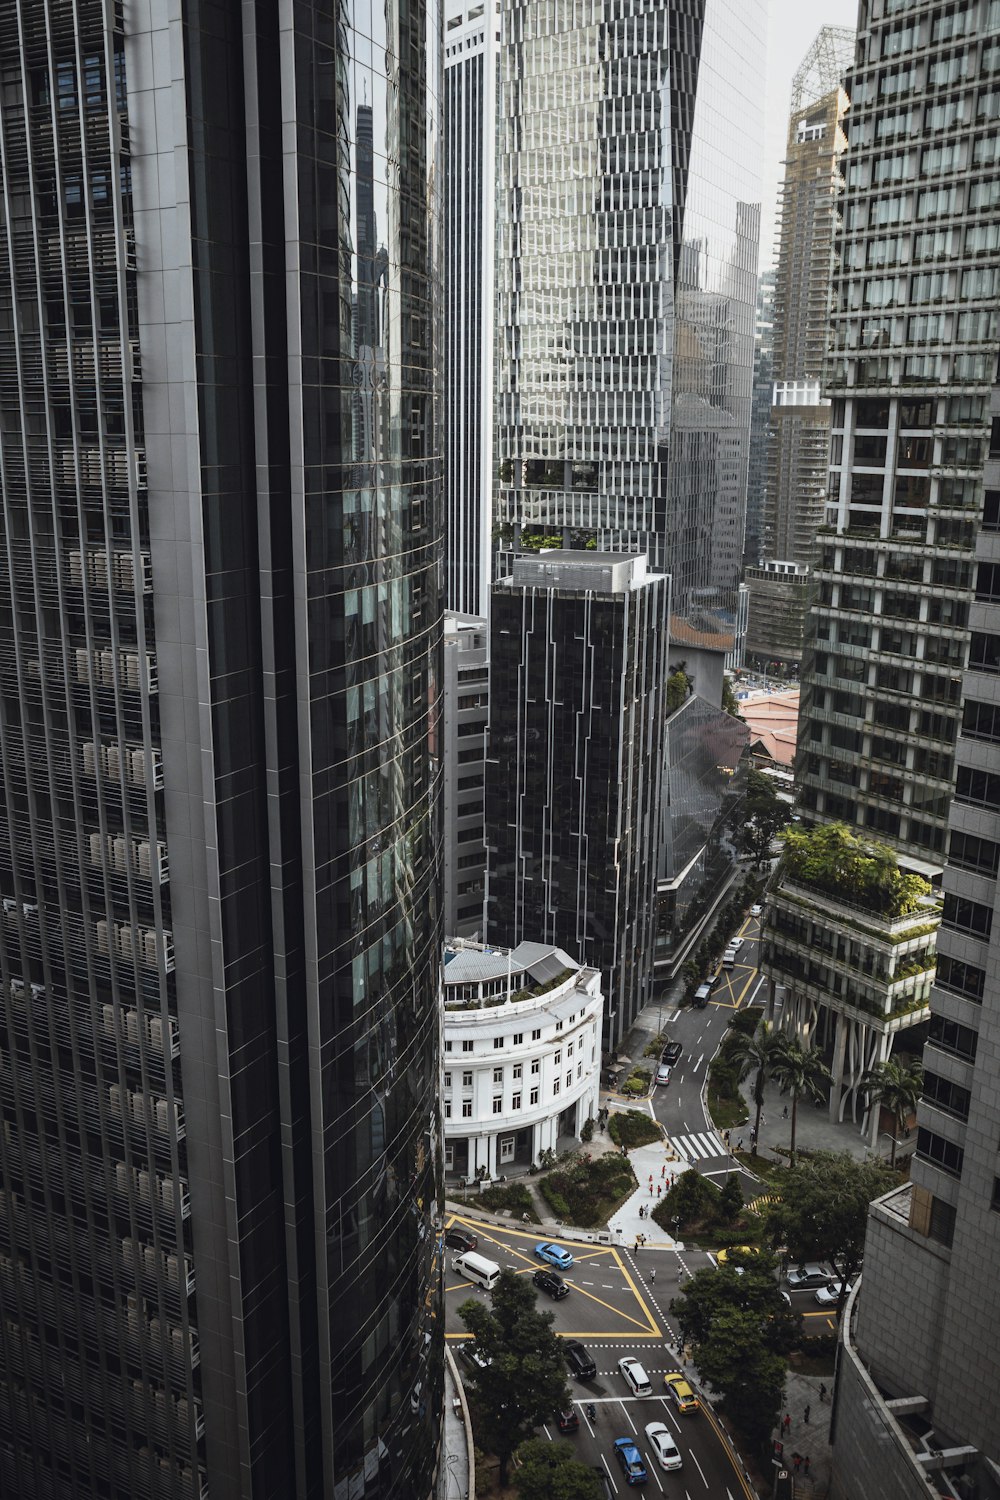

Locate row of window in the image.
[443,1064,587,1119]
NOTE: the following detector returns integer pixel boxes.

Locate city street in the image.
[648,908,766,1199]
[444,1217,757,1496]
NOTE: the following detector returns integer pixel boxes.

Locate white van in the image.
[452,1251,501,1290]
[618,1355,653,1398]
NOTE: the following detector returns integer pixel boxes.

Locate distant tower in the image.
[745,26,853,673]
[443,0,498,618]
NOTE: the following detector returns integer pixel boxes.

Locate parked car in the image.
[664,1372,699,1414]
[556,1407,580,1433]
[694,983,711,1008]
[444,1227,477,1253]
[644,1421,683,1471]
[655,1062,672,1087]
[565,1341,597,1381]
[662,1041,683,1066]
[750,903,763,917]
[533,1268,569,1300]
[458,1344,490,1374]
[786,1262,835,1290]
[613,1437,649,1487]
[535,1241,574,1270]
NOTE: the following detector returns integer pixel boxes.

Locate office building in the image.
[485,552,669,1049]
[443,615,489,938]
[443,0,497,618]
[442,939,602,1181]
[744,268,776,569]
[796,1,1000,872]
[493,0,765,640]
[830,377,1000,1495]
[0,5,443,1498]
[745,29,853,672]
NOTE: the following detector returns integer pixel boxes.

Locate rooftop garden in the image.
[779,823,934,920]
[444,966,578,1011]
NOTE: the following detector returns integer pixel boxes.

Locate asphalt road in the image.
[444,1217,756,1497]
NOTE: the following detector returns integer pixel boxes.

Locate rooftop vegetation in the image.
[779,822,933,919]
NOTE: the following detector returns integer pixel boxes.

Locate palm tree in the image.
[727,1023,791,1151]
[861,1056,924,1167]
[770,1039,831,1168]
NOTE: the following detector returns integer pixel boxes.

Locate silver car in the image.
[655,1062,672,1086]
[786,1262,834,1289]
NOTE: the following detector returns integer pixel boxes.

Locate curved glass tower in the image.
[0,3,443,1498]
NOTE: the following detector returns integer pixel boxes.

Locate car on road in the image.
[458,1344,490,1374]
[618,1356,652,1397]
[644,1421,682,1471]
[664,1372,699,1414]
[815,1279,853,1307]
[662,1041,683,1066]
[694,982,711,1008]
[555,1407,579,1433]
[750,903,762,917]
[729,936,744,954]
[564,1341,597,1381]
[613,1437,649,1486]
[533,1268,569,1300]
[444,1227,477,1253]
[786,1262,835,1289]
[534,1241,574,1270]
[654,1062,672,1086]
[716,1244,759,1265]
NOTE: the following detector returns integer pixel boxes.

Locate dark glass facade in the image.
[494,0,765,638]
[0,3,443,1498]
[485,553,670,1049]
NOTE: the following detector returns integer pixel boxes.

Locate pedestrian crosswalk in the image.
[670,1130,727,1161]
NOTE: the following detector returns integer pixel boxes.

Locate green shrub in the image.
[608,1110,662,1149]
[652,1169,719,1233]
[538,1156,636,1227]
[476,1183,539,1221]
[581,1117,594,1143]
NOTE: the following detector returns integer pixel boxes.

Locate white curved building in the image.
[442,940,603,1181]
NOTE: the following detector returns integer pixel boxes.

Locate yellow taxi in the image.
[664,1372,699,1414]
[715,1244,760,1265]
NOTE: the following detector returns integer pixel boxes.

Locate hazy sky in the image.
[760,0,860,267]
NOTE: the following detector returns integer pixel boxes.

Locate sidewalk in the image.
[777,1369,833,1496]
[739,1076,872,1166]
[438,1350,473,1500]
[607,1135,685,1249]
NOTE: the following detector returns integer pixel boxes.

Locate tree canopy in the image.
[861,1057,923,1168]
[770,1038,831,1167]
[670,1257,798,1452]
[738,773,791,866]
[514,1439,603,1500]
[765,1151,896,1309]
[779,822,931,917]
[457,1269,570,1483]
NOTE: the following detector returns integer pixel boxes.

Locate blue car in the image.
[613,1437,648,1487]
[534,1241,574,1270]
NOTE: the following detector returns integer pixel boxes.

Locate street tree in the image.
[655,1166,718,1232]
[514,1439,603,1500]
[767,1151,895,1311]
[457,1269,570,1485]
[770,1037,831,1167]
[860,1056,923,1167]
[726,1022,790,1149]
[670,1259,797,1452]
[718,1172,743,1224]
[738,779,791,868]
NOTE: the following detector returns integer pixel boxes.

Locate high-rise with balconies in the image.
[795,0,1000,874]
[0,4,443,1498]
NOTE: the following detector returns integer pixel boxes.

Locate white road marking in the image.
[691,1447,709,1488]
[694,1053,704,1072]
[601,1454,620,1493]
[620,1398,638,1434]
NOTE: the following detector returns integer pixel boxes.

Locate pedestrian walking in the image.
[782,1413,791,1435]
[804,1404,811,1425]
[793,1453,801,1474]
[737,1137,744,1152]
[819,1383,827,1403]
[651,1267,656,1284]
[649,1183,654,1196]
[782,1105,789,1120]
[804,1456,811,1476]
[657,1184,661,1198]
[670,1172,676,1188]
[761,1112,766,1126]
[661,1163,666,1178]
[634,1240,639,1253]
[649,1174,653,1186]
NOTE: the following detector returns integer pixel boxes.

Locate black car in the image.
[662,1041,683,1066]
[445,1227,478,1253]
[564,1340,597,1381]
[533,1268,569,1300]
[556,1407,580,1433]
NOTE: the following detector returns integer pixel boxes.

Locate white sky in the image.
[760,0,860,268]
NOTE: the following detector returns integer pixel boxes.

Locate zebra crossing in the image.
[670,1130,728,1162]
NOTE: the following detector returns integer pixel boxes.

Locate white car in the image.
[645,1420,683,1471]
[750,903,762,917]
[729,935,744,953]
[815,1279,853,1307]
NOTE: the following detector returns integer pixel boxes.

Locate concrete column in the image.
[829,1010,847,1124]
[766,977,777,1023]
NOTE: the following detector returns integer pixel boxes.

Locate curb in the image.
[444,1346,476,1500]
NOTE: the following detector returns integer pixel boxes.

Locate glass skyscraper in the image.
[494,0,765,641]
[0,4,443,1498]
